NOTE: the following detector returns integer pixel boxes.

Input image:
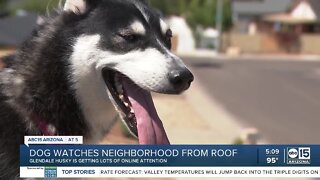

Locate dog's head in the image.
[65,0,193,144]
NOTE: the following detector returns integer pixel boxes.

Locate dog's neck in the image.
[3,26,90,137]
[3,15,118,142]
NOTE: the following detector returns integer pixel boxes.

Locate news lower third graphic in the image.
[20,136,320,178]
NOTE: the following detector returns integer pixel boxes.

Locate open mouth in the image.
[102,68,170,144]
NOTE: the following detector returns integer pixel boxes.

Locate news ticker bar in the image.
[20,167,320,178]
[20,145,319,167]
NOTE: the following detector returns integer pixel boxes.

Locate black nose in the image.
[169,69,194,92]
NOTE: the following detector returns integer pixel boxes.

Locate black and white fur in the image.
[0,0,193,179]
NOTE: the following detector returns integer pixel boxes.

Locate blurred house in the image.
[0,12,37,57]
[228,0,320,54]
[233,0,293,34]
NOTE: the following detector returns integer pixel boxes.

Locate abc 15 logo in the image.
[287,147,311,160]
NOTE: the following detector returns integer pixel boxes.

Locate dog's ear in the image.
[64,0,100,15]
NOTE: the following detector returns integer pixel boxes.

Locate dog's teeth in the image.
[124,102,129,107]
[119,95,124,100]
[130,108,134,113]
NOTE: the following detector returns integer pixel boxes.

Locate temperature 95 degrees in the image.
[267,157,279,164]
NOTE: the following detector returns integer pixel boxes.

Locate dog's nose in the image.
[169,69,194,91]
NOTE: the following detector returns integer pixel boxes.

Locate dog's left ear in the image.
[64,0,100,15]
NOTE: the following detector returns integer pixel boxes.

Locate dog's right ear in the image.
[64,0,100,15]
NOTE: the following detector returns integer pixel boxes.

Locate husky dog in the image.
[0,0,193,178]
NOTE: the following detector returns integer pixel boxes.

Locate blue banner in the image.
[20,145,319,167]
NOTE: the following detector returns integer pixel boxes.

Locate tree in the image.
[149,0,232,31]
[0,0,8,10]
[11,0,60,14]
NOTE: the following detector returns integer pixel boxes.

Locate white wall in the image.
[165,16,195,53]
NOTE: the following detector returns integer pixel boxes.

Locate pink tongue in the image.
[122,79,170,144]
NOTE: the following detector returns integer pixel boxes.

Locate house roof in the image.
[263,0,320,24]
[233,0,294,16]
[308,0,320,19]
[0,13,37,46]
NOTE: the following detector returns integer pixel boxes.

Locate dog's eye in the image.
[120,33,140,42]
